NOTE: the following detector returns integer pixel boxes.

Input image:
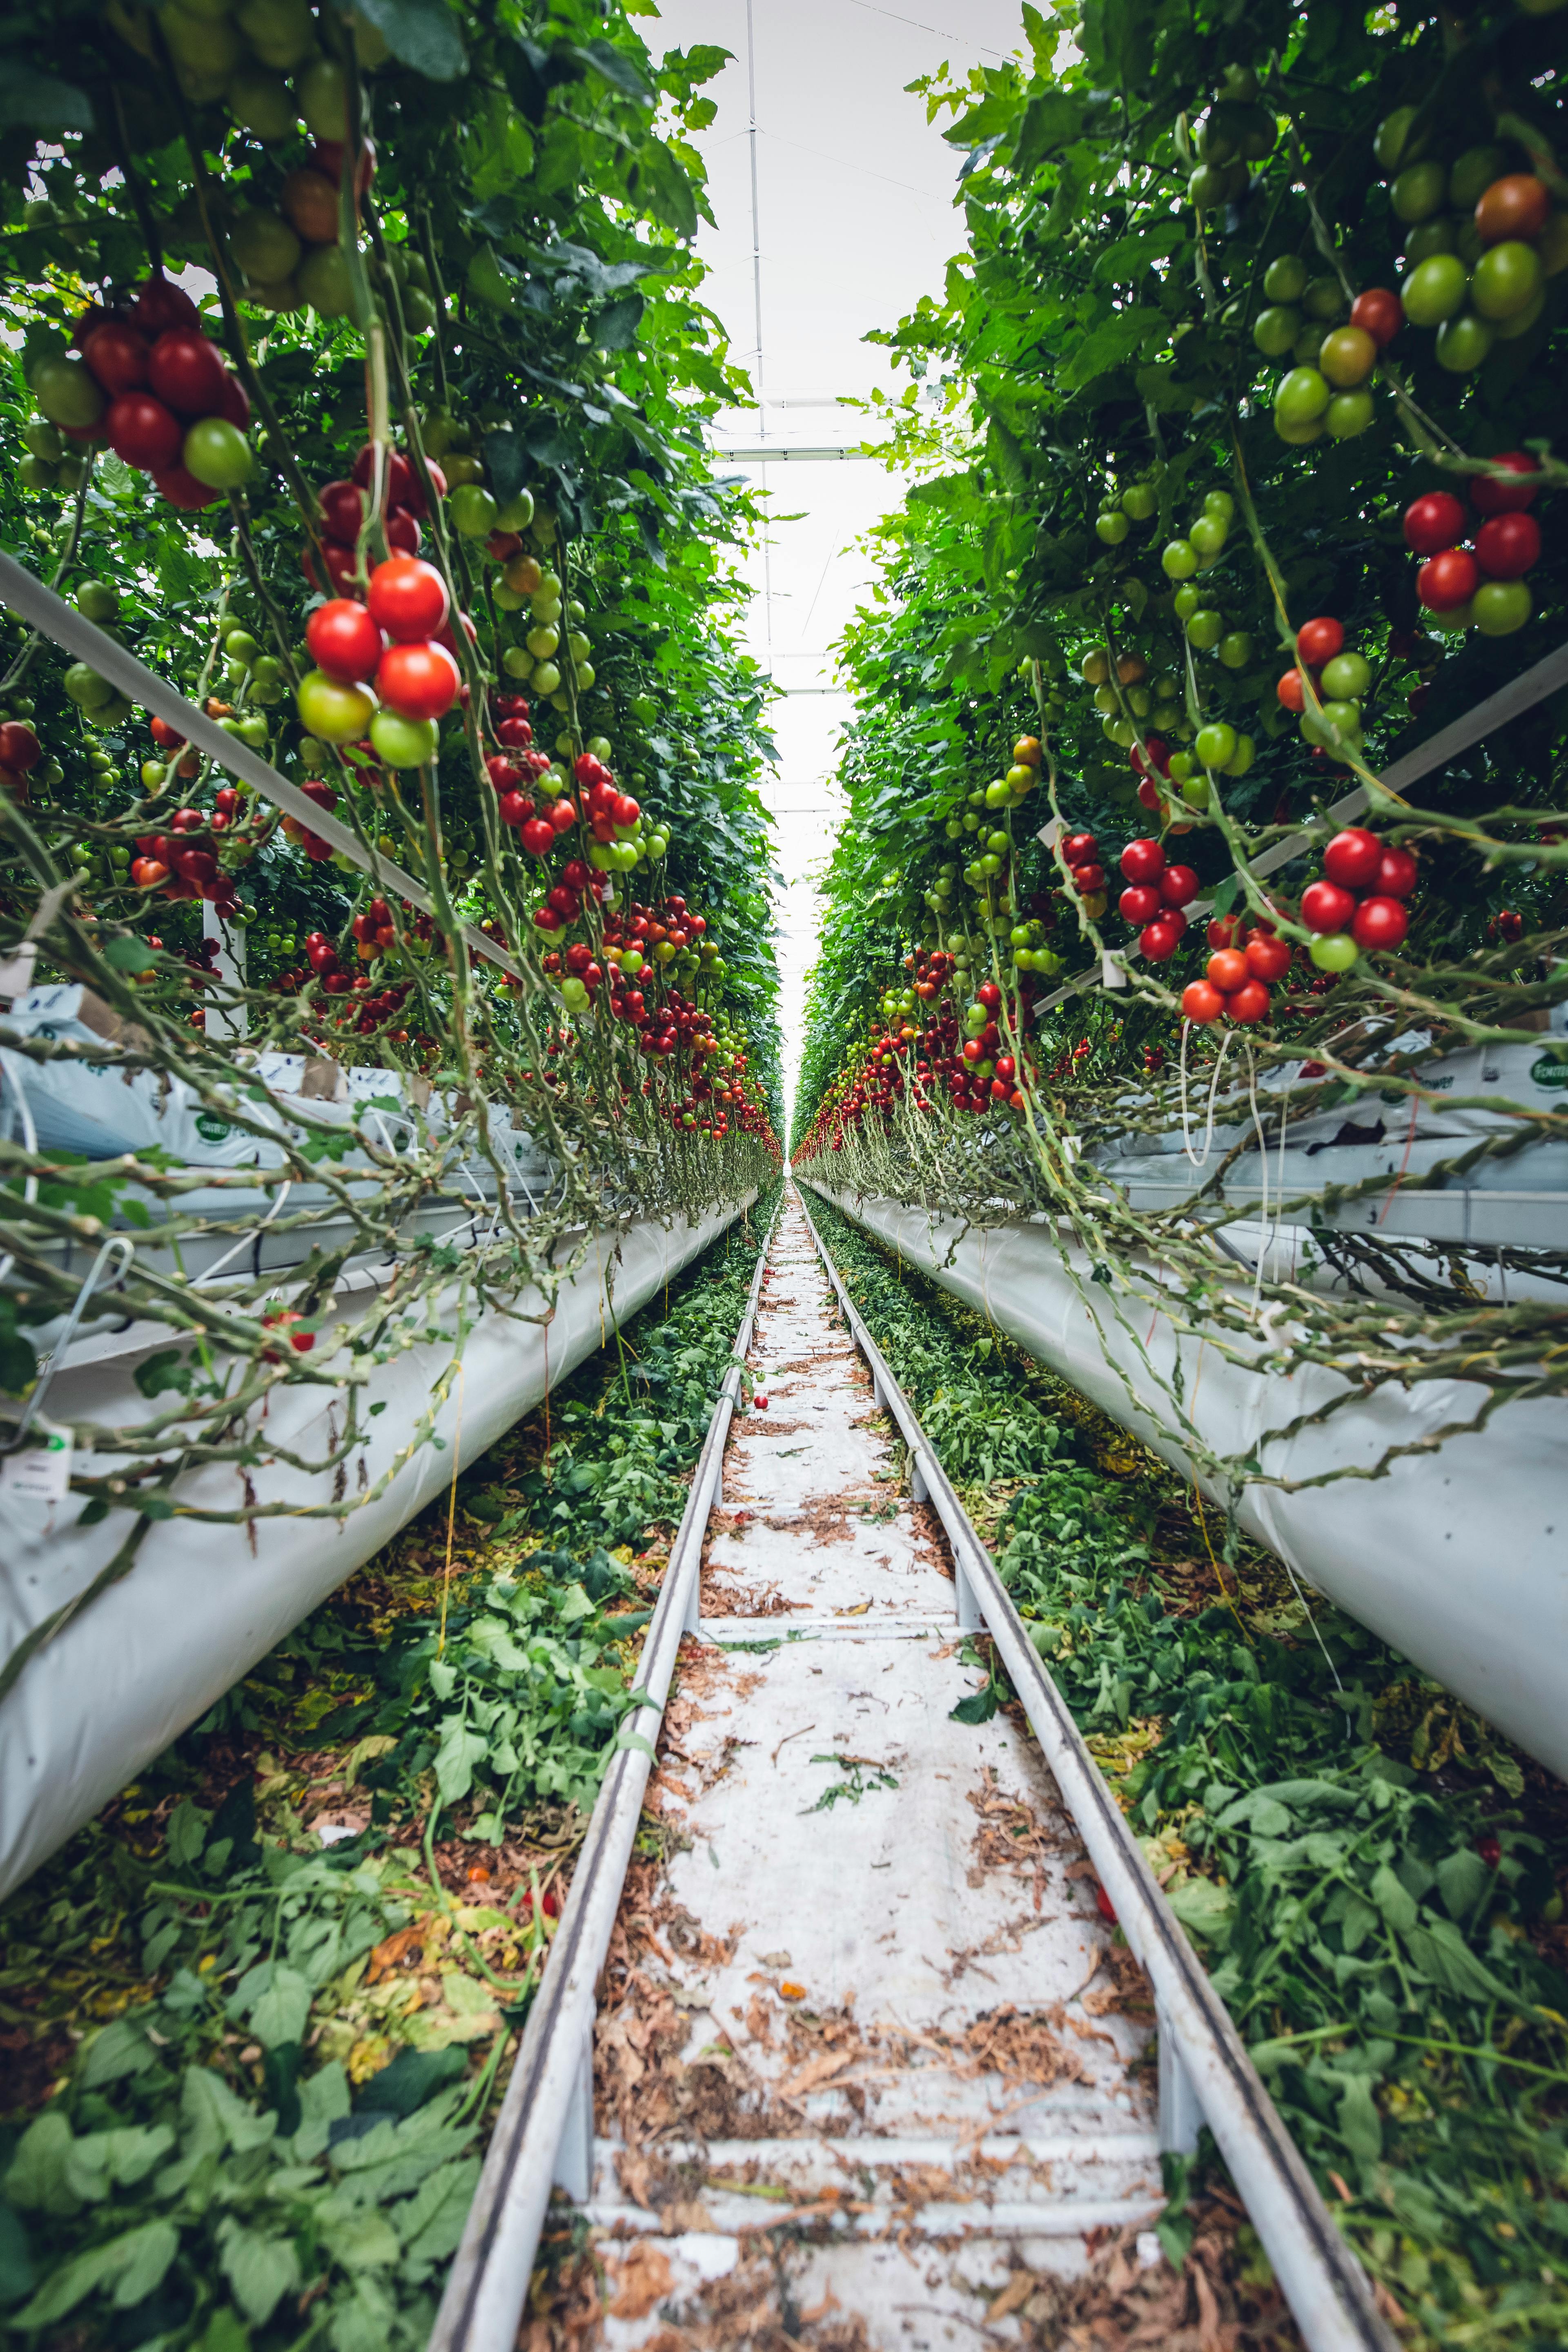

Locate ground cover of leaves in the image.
[805,1193,1568,2352]
[0,1191,778,2352]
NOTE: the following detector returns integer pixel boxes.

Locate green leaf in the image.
[396,2156,481,2264]
[167,1798,209,1868]
[13,2220,178,2328]
[81,2016,160,2088]
[434,1722,488,1804]
[182,2065,280,2158]
[1336,2074,1383,2165]
[349,0,466,80]
[134,1349,194,1400]
[481,428,528,509]
[580,37,652,102]
[1369,1861,1418,1934]
[4,2113,77,2218]
[0,67,93,132]
[319,2209,401,2270]
[1060,308,1162,393]
[216,2220,301,2326]
[1013,89,1082,174]
[102,936,158,974]
[249,1964,313,2049]
[1405,1918,1516,2005]
[1165,1874,1232,1947]
[593,293,645,351]
[1435,1846,1491,1924]
[634,140,699,240]
[950,1681,1000,1725]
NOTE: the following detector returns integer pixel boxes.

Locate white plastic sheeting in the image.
[0,1196,751,1900]
[801,1180,1568,1783]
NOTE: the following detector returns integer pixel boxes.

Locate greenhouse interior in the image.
[0,0,1565,2345]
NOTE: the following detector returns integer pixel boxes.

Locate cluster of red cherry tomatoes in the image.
[1404,454,1542,636]
[1299,826,1418,954]
[130,782,252,913]
[62,277,252,508]
[305,553,461,729]
[1180,919,1292,1025]
[1117,836,1200,960]
[1059,829,1109,916]
[304,442,447,593]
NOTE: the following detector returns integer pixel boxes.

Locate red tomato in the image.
[1119,884,1163,925]
[1403,491,1466,557]
[1301,878,1356,933]
[613,793,640,826]
[548,798,578,834]
[1475,512,1541,580]
[1130,733,1169,780]
[1296,616,1344,667]
[398,459,447,519]
[1182,979,1225,1024]
[385,507,422,556]
[1094,1882,1118,1924]
[368,555,449,642]
[306,599,384,683]
[1140,917,1184,960]
[1136,775,1163,813]
[134,274,201,334]
[1206,914,1242,949]
[1227,979,1272,1024]
[1476,1832,1502,1869]
[1376,846,1418,899]
[1062,831,1098,865]
[1474,174,1549,246]
[217,370,249,430]
[0,722,41,773]
[1323,826,1383,889]
[82,321,149,395]
[1160,864,1199,908]
[1071,862,1107,894]
[1352,895,1409,951]
[150,716,185,751]
[1245,933,1292,983]
[486,754,524,791]
[351,444,415,505]
[310,137,376,196]
[1119,836,1165,885]
[1471,452,1539,516]
[106,391,183,472]
[302,539,361,597]
[520,816,556,856]
[1349,287,1403,347]
[375,639,459,722]
[1207,948,1248,993]
[1276,668,1307,713]
[497,791,533,826]
[1417,548,1479,612]
[318,478,364,545]
[147,329,230,419]
[154,463,224,510]
[497,717,534,750]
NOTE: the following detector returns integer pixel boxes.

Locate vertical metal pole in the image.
[909,1453,929,1504]
[551,2026,595,2203]
[953,1557,983,1635]
[744,0,773,671]
[1159,2004,1205,2154]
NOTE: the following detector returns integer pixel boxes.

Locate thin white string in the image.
[1245,1045,1269,1316]
[1180,1021,1233,1170]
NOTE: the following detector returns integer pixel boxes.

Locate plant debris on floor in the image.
[806,1192,1568,2351]
[0,1193,778,2351]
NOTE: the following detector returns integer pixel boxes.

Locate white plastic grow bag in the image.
[0,1195,753,1900]
[801,1179,1568,1782]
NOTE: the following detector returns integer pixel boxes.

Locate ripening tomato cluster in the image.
[1059,829,1109,918]
[130,784,256,915]
[300,548,463,774]
[31,276,255,508]
[305,442,448,594]
[1298,827,1419,961]
[281,774,341,862]
[1403,454,1542,639]
[1275,615,1373,763]
[0,720,43,802]
[1117,836,1200,961]
[1181,918,1292,1026]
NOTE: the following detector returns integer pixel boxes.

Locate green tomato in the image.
[234,712,269,748]
[1494,290,1545,341]
[1309,931,1359,971]
[370,708,440,768]
[495,489,535,532]
[1448,145,1510,209]
[1162,538,1198,579]
[298,242,354,318]
[63,661,114,711]
[1107,717,1137,749]
[1093,683,1119,713]
[298,57,348,141]
[141,757,165,788]
[84,694,132,731]
[986,829,1011,854]
[1195,720,1237,768]
[1429,599,1473,634]
[1472,240,1544,321]
[1434,312,1494,372]
[1374,107,1419,172]
[1224,732,1256,776]
[1128,686,1152,717]
[1186,609,1225,651]
[503,647,533,679]
[229,66,299,143]
[1303,276,1344,322]
[1155,672,1180,700]
[1218,630,1253,670]
[1189,513,1229,561]
[1205,490,1236,526]
[1181,773,1211,807]
[1274,365,1331,425]
[1173,582,1203,621]
[17,454,51,492]
[1392,160,1448,224]
[1096,510,1130,544]
[1252,305,1301,357]
[183,417,252,489]
[1472,579,1531,636]
[526,624,560,660]
[77,579,118,623]
[296,667,374,744]
[1325,389,1375,438]
[230,209,300,283]
[1321,698,1361,736]
[224,627,259,665]
[1401,253,1468,325]
[1293,323,1325,366]
[1189,163,1231,211]
[21,419,62,461]
[449,484,499,538]
[985,778,1011,806]
[1262,254,1309,303]
[31,353,103,431]
[1404,216,1457,266]
[1167,749,1194,782]
[559,975,589,1009]
[1121,481,1156,520]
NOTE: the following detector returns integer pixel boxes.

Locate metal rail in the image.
[428,1204,778,2352]
[793,1185,1398,2352]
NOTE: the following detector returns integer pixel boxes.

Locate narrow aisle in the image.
[576,1189,1161,2349]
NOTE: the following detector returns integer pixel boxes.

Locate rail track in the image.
[430,1185,1396,2352]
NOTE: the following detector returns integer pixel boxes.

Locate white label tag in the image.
[0,1424,73,1506]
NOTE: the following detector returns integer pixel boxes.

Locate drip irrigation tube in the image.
[427,1203,778,2352]
[792,1188,1396,2352]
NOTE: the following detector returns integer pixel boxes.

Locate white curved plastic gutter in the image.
[800,1178,1568,1783]
[0,1195,753,1900]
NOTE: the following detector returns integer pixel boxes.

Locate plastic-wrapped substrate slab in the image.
[0,1196,753,1900]
[801,1180,1568,1783]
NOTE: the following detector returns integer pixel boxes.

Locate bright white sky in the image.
[651,0,1029,1121]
